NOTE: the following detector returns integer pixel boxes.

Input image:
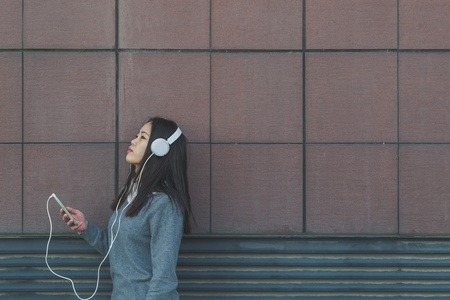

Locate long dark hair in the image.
[111,116,193,233]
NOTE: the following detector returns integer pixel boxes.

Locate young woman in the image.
[61,116,193,299]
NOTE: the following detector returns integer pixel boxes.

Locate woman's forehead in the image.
[139,122,152,135]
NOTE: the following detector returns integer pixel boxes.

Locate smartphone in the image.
[53,194,78,226]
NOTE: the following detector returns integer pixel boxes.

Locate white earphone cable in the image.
[45,153,154,299]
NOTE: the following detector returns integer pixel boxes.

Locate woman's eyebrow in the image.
[140,130,150,136]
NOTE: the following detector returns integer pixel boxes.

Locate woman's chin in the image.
[125,154,134,165]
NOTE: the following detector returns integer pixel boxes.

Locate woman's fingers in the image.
[60,207,87,232]
[60,208,76,225]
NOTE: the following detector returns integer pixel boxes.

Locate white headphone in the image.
[150,127,182,157]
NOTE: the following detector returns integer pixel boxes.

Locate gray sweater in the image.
[80,193,184,299]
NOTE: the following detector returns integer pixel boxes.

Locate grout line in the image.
[209,0,213,234]
[2,142,119,145]
[1,141,449,146]
[21,0,25,234]
[209,0,212,51]
[21,0,24,48]
[0,48,116,53]
[397,0,401,235]
[21,54,24,234]
[2,48,449,54]
[302,0,307,233]
[114,0,120,194]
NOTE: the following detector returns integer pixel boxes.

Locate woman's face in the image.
[126,122,152,169]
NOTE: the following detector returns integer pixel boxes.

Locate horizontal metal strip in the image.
[179,293,450,300]
[4,253,450,266]
[177,256,450,268]
[180,237,450,254]
[177,281,450,293]
[179,253,450,259]
[3,236,450,254]
[0,238,95,254]
[7,253,450,259]
[177,270,450,280]
[0,269,110,280]
[3,268,450,284]
[0,257,109,267]
[3,268,450,281]
[3,255,450,268]
[5,292,450,300]
[3,280,450,293]
[0,281,112,293]
[0,293,111,300]
[179,291,450,299]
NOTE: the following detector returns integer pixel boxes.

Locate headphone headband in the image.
[167,127,182,145]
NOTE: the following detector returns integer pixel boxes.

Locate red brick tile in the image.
[399,53,450,143]
[24,52,116,142]
[0,145,22,233]
[0,0,22,48]
[212,53,302,143]
[306,145,398,234]
[0,52,22,142]
[212,0,302,49]
[187,144,211,233]
[119,0,209,49]
[23,144,115,234]
[211,144,302,234]
[306,52,397,143]
[118,143,211,233]
[400,0,450,49]
[306,0,397,49]
[24,0,115,49]
[400,145,450,235]
[119,52,210,143]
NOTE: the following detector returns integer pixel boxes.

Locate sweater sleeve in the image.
[79,221,110,256]
[145,197,184,299]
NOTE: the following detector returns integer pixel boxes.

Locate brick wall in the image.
[0,0,448,235]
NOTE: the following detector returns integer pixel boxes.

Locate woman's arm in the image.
[78,221,110,256]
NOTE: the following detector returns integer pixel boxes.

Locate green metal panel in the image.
[1,236,450,299]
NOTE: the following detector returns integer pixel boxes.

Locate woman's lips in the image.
[127,147,133,153]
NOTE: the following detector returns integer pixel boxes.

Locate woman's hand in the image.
[60,207,87,233]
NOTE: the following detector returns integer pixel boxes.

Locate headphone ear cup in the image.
[151,138,170,157]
